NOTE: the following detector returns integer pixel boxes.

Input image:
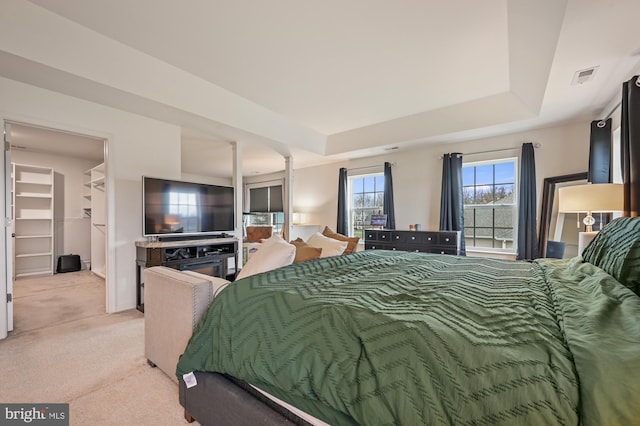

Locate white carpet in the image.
[0,272,197,425]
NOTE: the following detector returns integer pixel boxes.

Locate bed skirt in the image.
[179,372,312,426]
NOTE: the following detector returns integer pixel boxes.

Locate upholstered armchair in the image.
[244,226,273,243]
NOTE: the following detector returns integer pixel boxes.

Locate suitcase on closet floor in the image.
[57,254,81,273]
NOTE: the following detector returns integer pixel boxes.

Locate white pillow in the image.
[307,232,348,258]
[236,234,296,280]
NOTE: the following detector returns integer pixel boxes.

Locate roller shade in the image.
[249,185,283,213]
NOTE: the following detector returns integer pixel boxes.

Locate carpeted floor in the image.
[0,271,196,425]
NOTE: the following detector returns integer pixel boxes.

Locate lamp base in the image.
[578,231,598,255]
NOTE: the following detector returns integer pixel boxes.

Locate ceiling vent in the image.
[571,66,599,85]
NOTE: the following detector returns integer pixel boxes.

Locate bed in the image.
[176,217,640,425]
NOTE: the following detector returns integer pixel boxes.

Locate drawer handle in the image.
[440,251,445,254]
[395,236,400,239]
[428,237,432,241]
[411,236,416,240]
[392,247,396,250]
[445,238,450,242]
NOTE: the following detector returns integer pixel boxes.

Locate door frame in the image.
[1,119,10,339]
[0,116,113,337]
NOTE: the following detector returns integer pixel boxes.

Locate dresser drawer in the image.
[405,231,427,244]
[391,232,408,243]
[424,232,438,244]
[431,247,459,255]
[365,242,391,250]
[406,243,431,253]
[377,231,392,242]
[365,230,379,241]
[437,232,457,246]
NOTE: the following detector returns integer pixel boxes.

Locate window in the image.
[248,211,284,233]
[247,183,284,233]
[462,159,517,251]
[349,174,384,238]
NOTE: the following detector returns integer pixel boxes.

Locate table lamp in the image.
[558,183,624,254]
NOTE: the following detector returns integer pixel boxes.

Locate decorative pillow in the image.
[236,234,295,280]
[290,238,323,263]
[582,216,640,295]
[307,232,348,258]
[322,226,360,255]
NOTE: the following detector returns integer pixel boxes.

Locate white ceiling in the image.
[9,122,104,162]
[9,0,640,176]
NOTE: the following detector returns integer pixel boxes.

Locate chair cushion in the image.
[245,226,273,243]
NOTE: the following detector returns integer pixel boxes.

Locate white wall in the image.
[11,149,101,269]
[180,173,232,187]
[0,72,592,312]
[1,76,182,313]
[292,121,591,234]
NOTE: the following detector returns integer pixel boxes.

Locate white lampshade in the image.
[558,183,624,213]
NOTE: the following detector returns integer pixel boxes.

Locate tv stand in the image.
[156,233,231,242]
[135,237,238,312]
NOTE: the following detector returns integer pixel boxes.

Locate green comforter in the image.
[176,251,640,425]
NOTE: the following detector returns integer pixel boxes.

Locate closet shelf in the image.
[13,163,55,276]
[15,252,53,258]
[15,193,52,198]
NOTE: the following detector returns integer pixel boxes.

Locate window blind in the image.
[249,185,283,212]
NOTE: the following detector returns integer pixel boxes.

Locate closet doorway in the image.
[6,121,107,333]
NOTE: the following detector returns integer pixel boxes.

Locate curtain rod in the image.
[597,76,640,125]
[347,163,394,172]
[598,101,622,126]
[441,142,541,159]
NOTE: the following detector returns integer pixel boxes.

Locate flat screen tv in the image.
[143,176,235,237]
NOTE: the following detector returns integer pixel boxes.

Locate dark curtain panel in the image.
[517,143,538,260]
[621,75,640,217]
[383,162,396,230]
[588,118,612,183]
[337,167,348,235]
[439,153,465,255]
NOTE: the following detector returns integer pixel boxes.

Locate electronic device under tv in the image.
[142,176,235,238]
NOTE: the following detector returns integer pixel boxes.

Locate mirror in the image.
[538,172,588,258]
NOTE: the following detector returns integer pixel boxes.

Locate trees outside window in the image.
[349,174,384,238]
[462,159,517,250]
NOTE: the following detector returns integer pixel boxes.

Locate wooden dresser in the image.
[364,229,461,255]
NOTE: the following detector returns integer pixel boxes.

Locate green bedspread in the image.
[176,250,640,425]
